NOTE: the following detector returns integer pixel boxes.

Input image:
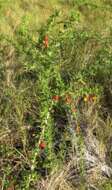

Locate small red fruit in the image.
[52,95,60,102]
[43,35,48,48]
[39,142,46,150]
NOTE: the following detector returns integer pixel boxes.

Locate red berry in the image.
[43,35,48,48]
[39,142,46,149]
[52,95,60,102]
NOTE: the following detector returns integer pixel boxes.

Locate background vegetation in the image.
[0,0,112,189]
